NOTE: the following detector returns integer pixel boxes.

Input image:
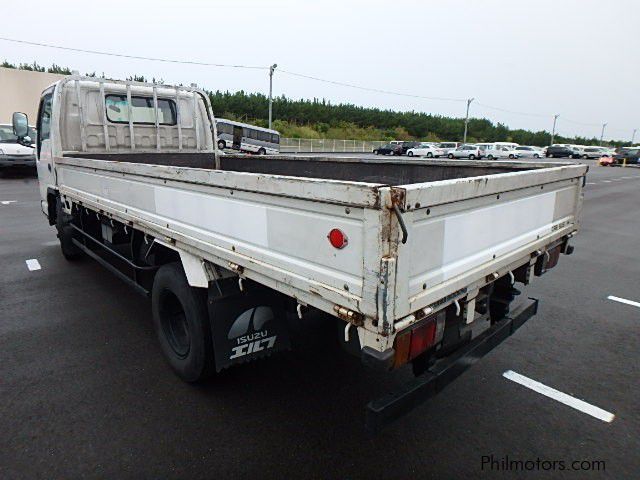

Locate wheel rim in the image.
[408,152,413,156]
[159,289,190,358]
[427,152,433,158]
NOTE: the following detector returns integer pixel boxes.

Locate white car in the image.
[448,144,482,159]
[514,146,544,159]
[0,124,36,170]
[437,142,460,156]
[479,144,519,159]
[406,143,444,158]
[582,147,611,159]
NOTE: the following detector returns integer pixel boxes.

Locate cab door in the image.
[35,88,55,215]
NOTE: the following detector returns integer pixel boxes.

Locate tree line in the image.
[1,60,624,146]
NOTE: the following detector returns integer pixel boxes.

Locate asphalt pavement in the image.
[1,162,639,479]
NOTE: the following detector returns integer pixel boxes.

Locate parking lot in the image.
[1,161,639,478]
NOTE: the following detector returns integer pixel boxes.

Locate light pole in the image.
[463,98,474,143]
[631,128,637,146]
[268,64,277,130]
[600,122,607,146]
[550,114,559,145]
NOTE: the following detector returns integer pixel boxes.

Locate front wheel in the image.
[374,150,380,155]
[509,154,515,159]
[487,154,494,160]
[448,153,454,159]
[152,263,215,383]
[426,152,433,158]
[533,154,540,158]
[257,148,266,155]
[217,140,225,150]
[407,151,414,157]
[56,199,81,261]
[469,154,476,159]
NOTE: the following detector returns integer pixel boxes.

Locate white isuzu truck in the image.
[12,76,587,430]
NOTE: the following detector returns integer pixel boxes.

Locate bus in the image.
[215,118,280,154]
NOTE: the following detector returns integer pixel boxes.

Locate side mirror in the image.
[12,112,29,138]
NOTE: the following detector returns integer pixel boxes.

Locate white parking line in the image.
[586,182,596,185]
[607,295,640,309]
[503,370,615,423]
[25,259,41,271]
[602,180,612,183]
[1,200,17,205]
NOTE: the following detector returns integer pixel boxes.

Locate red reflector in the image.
[408,320,437,361]
[328,228,348,249]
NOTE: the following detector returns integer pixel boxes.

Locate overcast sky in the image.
[2,0,638,141]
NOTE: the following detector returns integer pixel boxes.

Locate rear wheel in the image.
[469,154,476,160]
[408,151,414,157]
[257,148,266,155]
[509,154,515,159]
[487,154,494,160]
[217,140,225,150]
[448,153,454,159]
[582,154,588,159]
[426,152,433,158]
[533,154,540,158]
[374,150,380,155]
[152,263,215,382]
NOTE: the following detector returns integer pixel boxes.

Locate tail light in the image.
[392,310,446,369]
[327,228,348,249]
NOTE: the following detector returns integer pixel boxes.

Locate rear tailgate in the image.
[390,163,587,320]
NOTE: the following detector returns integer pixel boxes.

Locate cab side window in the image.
[37,90,53,156]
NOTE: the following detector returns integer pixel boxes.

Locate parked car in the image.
[448,144,482,159]
[613,148,640,165]
[437,142,460,156]
[545,145,579,158]
[373,143,403,155]
[406,143,444,158]
[0,123,37,171]
[398,141,420,154]
[514,146,543,159]
[582,147,611,159]
[477,143,519,159]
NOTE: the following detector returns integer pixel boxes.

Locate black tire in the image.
[469,154,476,160]
[582,154,588,159]
[407,151,414,157]
[548,153,554,158]
[374,150,379,155]
[426,152,433,158]
[152,263,215,382]
[533,154,540,158]
[217,140,225,150]
[509,154,515,159]
[257,148,266,155]
[55,199,81,261]
[448,153,454,159]
[487,154,494,160]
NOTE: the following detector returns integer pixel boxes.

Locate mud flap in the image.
[208,278,291,371]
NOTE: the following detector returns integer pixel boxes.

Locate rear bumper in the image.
[365,297,539,433]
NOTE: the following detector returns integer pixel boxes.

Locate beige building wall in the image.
[0,67,66,124]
